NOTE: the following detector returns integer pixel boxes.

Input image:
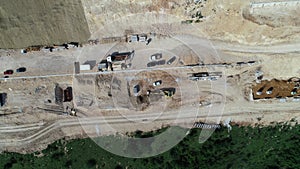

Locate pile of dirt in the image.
[0,0,90,49]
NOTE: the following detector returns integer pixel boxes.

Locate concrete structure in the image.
[0,93,7,107]
[80,64,91,71]
[139,35,147,42]
[63,87,73,102]
[55,85,63,104]
[210,72,223,78]
[189,72,222,81]
[74,62,80,74]
[129,35,138,42]
[193,122,221,129]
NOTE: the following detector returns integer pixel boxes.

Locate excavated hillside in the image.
[81,0,300,45]
[1,0,300,48]
[0,0,90,49]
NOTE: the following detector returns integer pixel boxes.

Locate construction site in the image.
[0,0,300,154]
[252,78,300,100]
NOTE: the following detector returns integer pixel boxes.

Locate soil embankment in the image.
[0,0,90,49]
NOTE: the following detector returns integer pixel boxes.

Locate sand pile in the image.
[0,0,90,49]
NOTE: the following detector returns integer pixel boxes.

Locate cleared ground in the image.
[82,0,300,45]
[0,0,300,154]
[244,1,300,27]
[1,42,300,153]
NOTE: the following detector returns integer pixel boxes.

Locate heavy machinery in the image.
[160,88,176,98]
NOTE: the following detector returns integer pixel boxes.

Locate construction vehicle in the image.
[160,88,176,98]
[163,90,174,97]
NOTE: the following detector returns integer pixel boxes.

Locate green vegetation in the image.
[1,123,300,169]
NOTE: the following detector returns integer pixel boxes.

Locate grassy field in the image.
[1,123,300,169]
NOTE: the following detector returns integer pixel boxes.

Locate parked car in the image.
[16,67,26,72]
[167,56,176,65]
[4,70,13,75]
[147,61,157,67]
[3,76,9,78]
[149,53,162,61]
[153,80,162,86]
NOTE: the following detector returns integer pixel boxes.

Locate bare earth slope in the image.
[0,0,90,49]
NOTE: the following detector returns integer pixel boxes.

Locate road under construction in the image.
[1,37,300,153]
